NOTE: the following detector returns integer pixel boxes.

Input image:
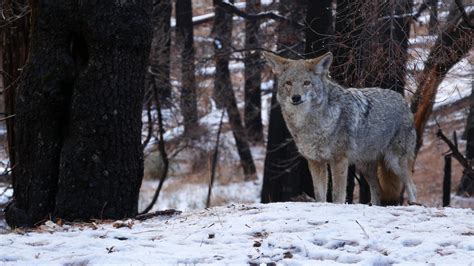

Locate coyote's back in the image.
[264,51,417,205]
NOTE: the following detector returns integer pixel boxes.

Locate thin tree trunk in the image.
[176,0,198,135]
[428,0,438,35]
[457,86,474,197]
[1,0,30,190]
[146,0,172,105]
[6,1,152,227]
[261,0,314,203]
[411,7,473,154]
[244,0,263,143]
[213,0,257,181]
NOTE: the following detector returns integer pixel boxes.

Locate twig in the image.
[206,109,226,208]
[355,220,369,239]
[142,97,154,149]
[139,85,170,215]
[436,128,469,169]
[135,209,181,221]
[0,184,12,196]
[0,114,15,121]
[412,2,429,22]
[454,0,474,29]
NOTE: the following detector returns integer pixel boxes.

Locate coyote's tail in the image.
[378,160,402,206]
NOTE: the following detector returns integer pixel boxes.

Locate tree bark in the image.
[261,0,314,203]
[212,0,257,181]
[176,0,198,135]
[6,1,152,227]
[244,0,263,143]
[146,0,172,105]
[411,7,473,153]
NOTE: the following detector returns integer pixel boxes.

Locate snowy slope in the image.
[1,203,473,264]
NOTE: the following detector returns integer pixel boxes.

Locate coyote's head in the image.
[263,52,333,110]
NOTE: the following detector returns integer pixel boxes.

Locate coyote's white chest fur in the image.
[282,104,342,162]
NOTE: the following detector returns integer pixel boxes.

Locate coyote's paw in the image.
[407,201,424,207]
[290,192,317,202]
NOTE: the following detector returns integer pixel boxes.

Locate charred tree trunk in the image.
[1,0,31,188]
[411,7,473,154]
[262,0,317,203]
[146,0,172,105]
[6,1,151,227]
[304,0,332,58]
[458,86,474,197]
[176,0,198,135]
[212,0,257,181]
[244,0,263,143]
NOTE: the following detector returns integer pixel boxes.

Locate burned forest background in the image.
[0,0,473,223]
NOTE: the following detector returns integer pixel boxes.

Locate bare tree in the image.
[411,3,473,153]
[5,1,152,227]
[176,0,198,135]
[244,0,264,143]
[0,0,30,187]
[261,0,313,203]
[212,0,257,181]
[146,0,172,105]
[428,0,439,35]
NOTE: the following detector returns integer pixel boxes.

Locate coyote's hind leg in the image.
[385,153,417,203]
[360,162,381,205]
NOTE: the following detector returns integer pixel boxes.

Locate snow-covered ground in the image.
[139,177,262,211]
[0,203,472,264]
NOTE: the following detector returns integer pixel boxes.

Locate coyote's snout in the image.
[264,51,417,205]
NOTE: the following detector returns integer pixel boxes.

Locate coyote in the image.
[263,51,417,205]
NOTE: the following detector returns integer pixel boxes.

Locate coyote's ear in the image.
[308,52,333,75]
[263,51,289,74]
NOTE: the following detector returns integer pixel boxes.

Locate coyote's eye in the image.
[303,80,311,86]
[285,81,292,86]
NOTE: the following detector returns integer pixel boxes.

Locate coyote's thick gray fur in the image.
[264,51,417,205]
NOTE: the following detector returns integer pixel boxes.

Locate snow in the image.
[0,187,12,206]
[1,203,473,264]
[433,57,472,109]
[140,178,261,211]
[198,61,245,76]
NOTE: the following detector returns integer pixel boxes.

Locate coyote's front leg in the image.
[307,160,328,202]
[330,157,348,203]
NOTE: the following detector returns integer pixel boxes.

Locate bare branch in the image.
[454,0,474,29]
[437,129,469,169]
[214,0,304,29]
[139,87,170,215]
[206,109,225,208]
